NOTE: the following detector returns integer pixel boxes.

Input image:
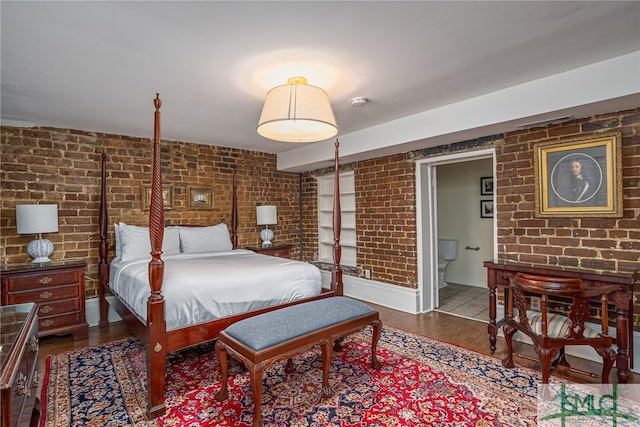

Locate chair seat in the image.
[525,310,600,339]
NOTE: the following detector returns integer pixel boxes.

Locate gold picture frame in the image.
[533,132,622,217]
[141,184,174,211]
[188,187,213,210]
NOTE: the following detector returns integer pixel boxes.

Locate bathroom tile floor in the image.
[436,283,489,322]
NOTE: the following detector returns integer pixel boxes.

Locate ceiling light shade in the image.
[257,76,338,143]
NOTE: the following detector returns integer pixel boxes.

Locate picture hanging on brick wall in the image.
[480,200,493,218]
[480,176,493,195]
[533,132,622,218]
[188,187,213,210]
[141,184,174,210]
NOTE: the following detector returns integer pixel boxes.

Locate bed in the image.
[98,94,344,418]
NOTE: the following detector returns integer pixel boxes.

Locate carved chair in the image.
[502,272,618,384]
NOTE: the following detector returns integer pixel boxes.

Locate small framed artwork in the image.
[480,200,493,218]
[141,184,174,210]
[533,132,622,217]
[188,187,213,210]
[480,177,493,196]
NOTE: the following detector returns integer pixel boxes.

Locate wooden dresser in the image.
[245,244,293,259]
[1,261,89,341]
[0,302,39,427]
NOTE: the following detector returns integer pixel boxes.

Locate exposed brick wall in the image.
[355,154,417,287]
[303,153,417,288]
[495,107,640,328]
[1,127,301,299]
[495,109,639,269]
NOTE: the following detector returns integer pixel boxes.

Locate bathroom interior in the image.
[435,158,494,321]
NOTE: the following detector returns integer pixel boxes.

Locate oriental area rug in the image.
[41,326,548,426]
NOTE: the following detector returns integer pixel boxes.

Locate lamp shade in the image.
[256,205,277,225]
[16,204,59,234]
[257,76,338,143]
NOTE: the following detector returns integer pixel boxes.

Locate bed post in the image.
[98,152,109,326]
[231,167,238,249]
[331,139,344,296]
[147,93,168,418]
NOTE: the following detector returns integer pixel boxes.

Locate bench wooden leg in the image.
[285,358,294,373]
[214,340,229,401]
[249,362,265,427]
[320,340,334,397]
[370,320,382,369]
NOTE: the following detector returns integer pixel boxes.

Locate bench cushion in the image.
[224,297,375,351]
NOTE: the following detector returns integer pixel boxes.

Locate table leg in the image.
[615,307,630,383]
[488,284,497,354]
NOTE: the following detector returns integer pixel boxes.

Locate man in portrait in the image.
[569,158,590,202]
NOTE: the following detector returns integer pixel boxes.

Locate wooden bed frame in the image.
[98,94,344,419]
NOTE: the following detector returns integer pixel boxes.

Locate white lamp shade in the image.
[16,204,59,234]
[257,76,338,143]
[256,205,277,225]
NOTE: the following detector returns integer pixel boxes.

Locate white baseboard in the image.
[320,271,420,314]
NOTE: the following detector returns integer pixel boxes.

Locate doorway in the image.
[415,148,496,315]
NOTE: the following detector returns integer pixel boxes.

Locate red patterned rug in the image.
[41,326,549,426]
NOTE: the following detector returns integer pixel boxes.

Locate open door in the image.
[416,148,496,314]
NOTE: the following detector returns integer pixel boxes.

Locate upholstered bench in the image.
[214,296,382,427]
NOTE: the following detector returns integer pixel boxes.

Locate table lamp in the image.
[256,205,277,248]
[16,203,59,263]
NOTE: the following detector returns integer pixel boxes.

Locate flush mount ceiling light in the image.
[257,76,338,143]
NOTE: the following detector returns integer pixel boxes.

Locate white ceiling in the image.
[2,1,639,171]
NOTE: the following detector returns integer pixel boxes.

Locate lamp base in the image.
[27,237,54,264]
[260,228,274,248]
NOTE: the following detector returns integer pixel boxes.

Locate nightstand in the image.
[1,260,89,341]
[245,244,293,259]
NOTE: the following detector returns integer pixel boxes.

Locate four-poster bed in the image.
[98,94,345,418]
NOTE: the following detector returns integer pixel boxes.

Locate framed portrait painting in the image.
[533,132,622,218]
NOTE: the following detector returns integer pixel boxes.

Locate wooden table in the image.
[0,303,39,427]
[484,259,636,383]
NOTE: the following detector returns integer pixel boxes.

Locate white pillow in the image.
[179,223,233,253]
[119,223,181,262]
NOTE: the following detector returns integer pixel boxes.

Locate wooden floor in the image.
[37,302,637,398]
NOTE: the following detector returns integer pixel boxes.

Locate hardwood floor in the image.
[37,301,637,399]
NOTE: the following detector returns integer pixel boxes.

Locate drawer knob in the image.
[40,305,53,314]
[29,336,39,353]
[42,319,54,328]
[39,276,53,284]
[40,290,53,299]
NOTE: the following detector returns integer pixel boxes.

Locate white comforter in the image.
[109,250,322,331]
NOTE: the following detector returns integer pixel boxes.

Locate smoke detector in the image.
[351,97,368,107]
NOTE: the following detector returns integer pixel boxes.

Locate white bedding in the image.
[109,249,322,331]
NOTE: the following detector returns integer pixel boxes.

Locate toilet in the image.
[437,239,459,288]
